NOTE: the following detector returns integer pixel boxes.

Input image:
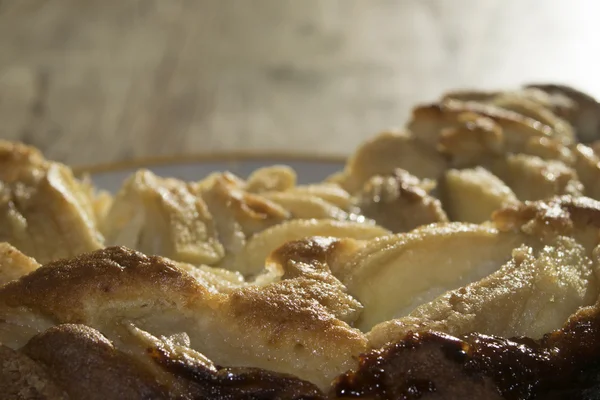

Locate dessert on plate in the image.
[2,84,600,399]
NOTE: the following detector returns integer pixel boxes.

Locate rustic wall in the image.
[1,0,599,166]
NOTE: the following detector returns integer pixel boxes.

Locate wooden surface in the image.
[1,0,599,167]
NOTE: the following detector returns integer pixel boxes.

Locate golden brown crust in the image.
[226,219,388,276]
[492,195,600,238]
[436,111,503,167]
[202,173,291,236]
[409,100,556,153]
[444,86,581,142]
[102,169,226,265]
[22,324,168,399]
[354,169,448,232]
[0,141,103,264]
[0,246,203,324]
[5,322,327,400]
[0,344,68,400]
[0,245,367,389]
[489,153,583,201]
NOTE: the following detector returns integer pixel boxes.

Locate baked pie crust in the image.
[2,84,600,399]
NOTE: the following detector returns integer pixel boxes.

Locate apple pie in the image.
[2,84,600,399]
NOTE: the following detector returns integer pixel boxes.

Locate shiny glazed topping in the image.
[334,304,600,399]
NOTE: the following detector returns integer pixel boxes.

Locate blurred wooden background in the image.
[1,0,599,167]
